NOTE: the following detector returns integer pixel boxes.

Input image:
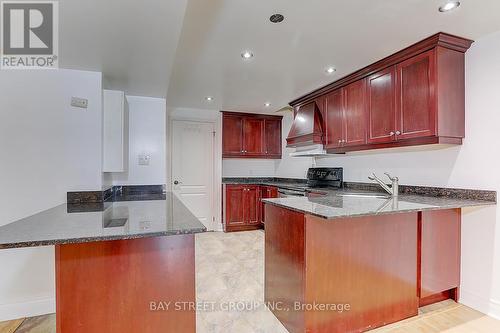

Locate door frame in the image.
[168,115,222,231]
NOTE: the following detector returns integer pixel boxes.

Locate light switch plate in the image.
[71,97,88,108]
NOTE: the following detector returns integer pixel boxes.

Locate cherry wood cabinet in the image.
[367,67,397,144]
[222,112,282,159]
[325,80,367,148]
[223,184,262,232]
[245,186,260,225]
[289,33,473,154]
[368,50,436,144]
[325,89,344,149]
[221,114,244,156]
[243,118,265,156]
[396,50,436,140]
[264,119,282,157]
[344,79,367,146]
[260,186,278,224]
[418,209,461,305]
[224,185,246,227]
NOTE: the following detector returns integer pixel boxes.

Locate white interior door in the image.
[172,120,215,230]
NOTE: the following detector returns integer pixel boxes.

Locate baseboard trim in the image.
[0,297,55,321]
[460,289,500,320]
[490,298,500,320]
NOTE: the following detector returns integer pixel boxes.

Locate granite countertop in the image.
[222,177,323,192]
[0,192,206,249]
[263,190,496,220]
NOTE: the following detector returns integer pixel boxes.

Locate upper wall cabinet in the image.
[103,90,128,172]
[222,111,283,159]
[289,32,473,153]
[325,79,368,149]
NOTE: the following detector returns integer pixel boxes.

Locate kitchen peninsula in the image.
[263,189,496,333]
[0,192,206,333]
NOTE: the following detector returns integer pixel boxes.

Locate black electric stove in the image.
[277,168,343,197]
[307,167,343,188]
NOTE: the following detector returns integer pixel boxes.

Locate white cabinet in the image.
[103,90,128,172]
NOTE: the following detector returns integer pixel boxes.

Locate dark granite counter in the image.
[0,192,206,249]
[263,190,496,220]
[226,177,497,219]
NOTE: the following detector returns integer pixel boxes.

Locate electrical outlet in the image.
[138,154,151,166]
[71,97,88,108]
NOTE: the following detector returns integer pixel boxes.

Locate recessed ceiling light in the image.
[439,1,460,12]
[205,96,213,102]
[241,50,254,59]
[269,14,285,23]
[264,102,271,107]
[325,67,336,74]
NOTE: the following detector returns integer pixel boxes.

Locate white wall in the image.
[311,31,500,319]
[0,69,103,320]
[109,96,166,185]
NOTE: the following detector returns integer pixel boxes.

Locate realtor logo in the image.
[1,1,58,69]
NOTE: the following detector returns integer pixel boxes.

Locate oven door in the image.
[278,189,306,198]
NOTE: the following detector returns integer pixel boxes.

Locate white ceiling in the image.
[167,0,500,112]
[58,0,500,108]
[59,0,188,97]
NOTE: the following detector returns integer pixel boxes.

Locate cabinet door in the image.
[244,186,260,225]
[225,186,245,226]
[325,89,344,149]
[264,119,282,157]
[396,50,436,140]
[419,209,460,298]
[343,79,367,146]
[367,67,397,144]
[243,118,265,156]
[103,90,127,172]
[222,115,244,156]
[261,186,278,224]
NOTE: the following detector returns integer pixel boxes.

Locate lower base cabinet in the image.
[223,184,261,232]
[260,186,278,225]
[223,185,278,232]
[419,209,461,306]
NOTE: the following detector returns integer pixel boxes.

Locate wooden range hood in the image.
[285,101,325,148]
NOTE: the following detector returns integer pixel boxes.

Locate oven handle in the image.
[277,189,306,197]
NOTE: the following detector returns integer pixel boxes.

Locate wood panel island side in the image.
[0,193,206,333]
[263,193,494,333]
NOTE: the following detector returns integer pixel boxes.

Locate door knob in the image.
[174,180,181,185]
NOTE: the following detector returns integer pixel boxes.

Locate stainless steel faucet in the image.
[368,173,399,197]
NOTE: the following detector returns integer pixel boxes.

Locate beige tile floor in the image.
[1,230,500,333]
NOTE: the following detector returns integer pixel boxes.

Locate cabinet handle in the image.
[338,140,342,144]
[395,131,401,135]
[390,131,395,136]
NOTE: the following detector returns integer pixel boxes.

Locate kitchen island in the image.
[263,190,496,333]
[0,192,206,333]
